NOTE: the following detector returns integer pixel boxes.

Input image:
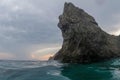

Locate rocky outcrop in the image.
[53,2,120,63]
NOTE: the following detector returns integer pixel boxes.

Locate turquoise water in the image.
[0,59,120,80]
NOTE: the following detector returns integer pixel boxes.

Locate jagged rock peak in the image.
[62,2,98,26]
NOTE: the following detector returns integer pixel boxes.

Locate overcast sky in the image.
[0,0,120,60]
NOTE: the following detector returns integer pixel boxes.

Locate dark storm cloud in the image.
[0,0,120,60]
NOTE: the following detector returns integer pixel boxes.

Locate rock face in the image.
[53,2,120,63]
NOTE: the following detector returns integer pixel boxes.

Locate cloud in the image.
[31,54,53,60]
[95,0,107,5]
[109,23,120,36]
[0,52,15,60]
[114,30,120,36]
[105,13,120,36]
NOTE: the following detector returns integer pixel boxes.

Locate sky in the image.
[0,0,120,60]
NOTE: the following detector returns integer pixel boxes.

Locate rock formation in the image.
[52,2,120,63]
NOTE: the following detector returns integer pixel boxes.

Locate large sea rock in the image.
[53,2,120,63]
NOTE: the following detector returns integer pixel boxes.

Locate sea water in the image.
[0,59,120,80]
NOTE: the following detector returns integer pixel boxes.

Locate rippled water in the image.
[0,59,120,80]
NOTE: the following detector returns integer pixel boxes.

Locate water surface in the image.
[0,59,120,80]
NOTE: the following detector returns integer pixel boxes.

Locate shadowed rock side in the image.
[52,2,120,63]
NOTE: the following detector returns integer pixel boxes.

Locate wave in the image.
[0,60,63,69]
[0,60,70,80]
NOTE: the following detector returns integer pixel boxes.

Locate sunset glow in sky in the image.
[30,47,61,60]
[0,0,120,60]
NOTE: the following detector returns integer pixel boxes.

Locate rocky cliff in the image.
[53,2,120,63]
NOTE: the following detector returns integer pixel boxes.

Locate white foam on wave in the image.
[47,70,71,80]
[111,59,120,65]
[44,60,63,67]
[109,59,120,80]
[47,70,61,76]
[112,69,120,80]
